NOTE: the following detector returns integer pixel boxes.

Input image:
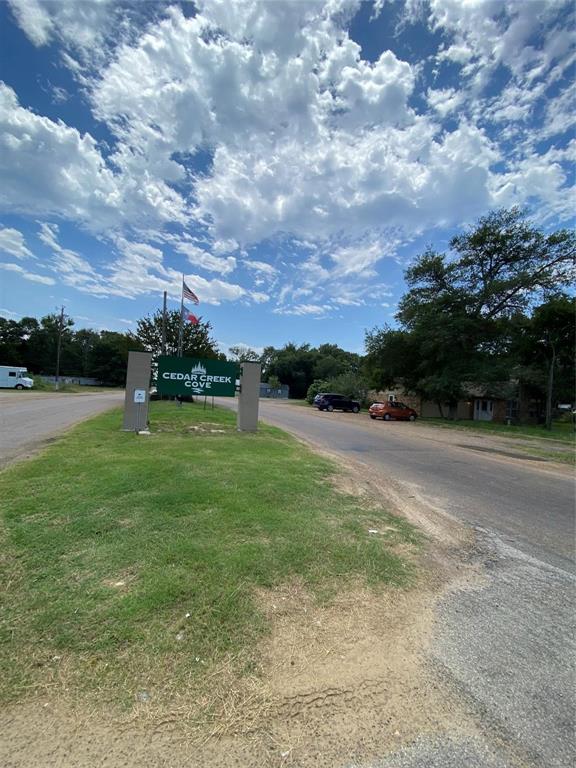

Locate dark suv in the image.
[315,393,360,413]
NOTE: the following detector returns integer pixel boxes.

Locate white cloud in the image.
[429,0,574,92]
[250,291,270,304]
[33,223,268,307]
[274,303,332,317]
[7,0,53,46]
[540,86,576,140]
[2,0,574,319]
[243,260,279,277]
[0,227,34,259]
[0,307,20,318]
[329,239,395,278]
[38,222,105,293]
[0,84,118,228]
[491,149,574,221]
[174,241,237,275]
[195,118,498,244]
[0,83,186,232]
[427,88,462,118]
[0,262,55,285]
[7,0,157,69]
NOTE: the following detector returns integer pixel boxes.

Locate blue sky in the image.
[0,0,574,355]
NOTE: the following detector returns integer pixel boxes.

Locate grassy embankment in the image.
[0,401,419,712]
[31,377,122,393]
[0,379,122,394]
[419,417,574,463]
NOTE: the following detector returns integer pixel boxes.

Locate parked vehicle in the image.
[313,392,339,406]
[369,401,417,421]
[315,393,360,413]
[0,366,34,389]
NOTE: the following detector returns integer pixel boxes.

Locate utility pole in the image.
[55,306,65,390]
[161,291,167,356]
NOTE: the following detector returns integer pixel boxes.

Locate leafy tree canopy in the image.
[264,342,361,399]
[0,313,137,384]
[132,310,224,362]
[228,345,260,362]
[366,208,575,413]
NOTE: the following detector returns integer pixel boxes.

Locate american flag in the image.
[182,280,199,304]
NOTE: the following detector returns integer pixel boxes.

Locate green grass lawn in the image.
[418,417,575,464]
[0,379,124,394]
[419,417,574,442]
[0,401,418,709]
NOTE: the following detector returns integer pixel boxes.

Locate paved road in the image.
[221,398,576,768]
[238,399,575,574]
[0,391,124,468]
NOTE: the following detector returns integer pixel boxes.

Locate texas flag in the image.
[182,306,199,325]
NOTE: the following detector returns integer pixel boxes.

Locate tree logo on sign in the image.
[190,362,208,393]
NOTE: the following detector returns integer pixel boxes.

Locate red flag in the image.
[182,305,199,324]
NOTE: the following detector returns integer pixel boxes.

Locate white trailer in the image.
[0,366,34,389]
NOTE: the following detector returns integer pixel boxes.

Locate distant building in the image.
[370,382,548,424]
[260,383,289,399]
[39,375,102,386]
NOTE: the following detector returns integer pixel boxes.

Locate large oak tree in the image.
[365,208,575,416]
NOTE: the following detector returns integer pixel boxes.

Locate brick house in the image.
[370,382,545,424]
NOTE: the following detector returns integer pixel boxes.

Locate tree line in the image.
[0,312,224,387]
[0,309,363,396]
[1,208,573,424]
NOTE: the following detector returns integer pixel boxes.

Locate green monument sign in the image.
[157,356,238,397]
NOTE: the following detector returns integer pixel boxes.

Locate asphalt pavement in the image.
[246,399,575,574]
[0,390,124,468]
[220,398,576,768]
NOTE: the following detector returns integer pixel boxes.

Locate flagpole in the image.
[161,290,167,357]
[178,274,184,358]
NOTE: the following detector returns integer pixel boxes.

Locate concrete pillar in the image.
[237,361,261,432]
[122,351,152,431]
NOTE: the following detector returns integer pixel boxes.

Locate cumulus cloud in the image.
[0,227,34,259]
[7,0,158,68]
[2,0,574,316]
[0,84,118,227]
[174,241,237,276]
[0,83,186,231]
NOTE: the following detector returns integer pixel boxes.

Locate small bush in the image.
[306,379,330,404]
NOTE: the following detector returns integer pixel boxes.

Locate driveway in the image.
[0,391,124,469]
